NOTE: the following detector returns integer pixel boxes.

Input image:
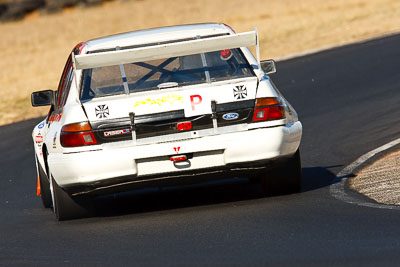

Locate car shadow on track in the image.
[92,166,338,218]
[302,166,339,193]
[93,178,265,217]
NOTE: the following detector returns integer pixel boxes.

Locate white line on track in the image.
[330,138,400,210]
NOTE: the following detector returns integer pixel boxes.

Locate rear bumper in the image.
[65,156,293,196]
[48,121,302,194]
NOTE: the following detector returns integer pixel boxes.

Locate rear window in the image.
[80,48,254,101]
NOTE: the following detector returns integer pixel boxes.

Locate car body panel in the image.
[47,121,301,188]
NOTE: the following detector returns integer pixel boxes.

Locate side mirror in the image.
[260,59,276,75]
[31,90,56,107]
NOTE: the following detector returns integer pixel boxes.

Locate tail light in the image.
[177,121,192,131]
[253,97,286,122]
[60,122,97,147]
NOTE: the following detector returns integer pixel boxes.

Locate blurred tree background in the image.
[0,0,119,21]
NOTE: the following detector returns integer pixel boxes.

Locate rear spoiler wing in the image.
[73,29,260,70]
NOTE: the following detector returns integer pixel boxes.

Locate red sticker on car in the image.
[104,129,130,137]
[35,136,43,143]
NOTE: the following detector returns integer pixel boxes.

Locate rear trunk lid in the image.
[82,77,258,144]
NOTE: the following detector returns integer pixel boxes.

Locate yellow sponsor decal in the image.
[133,94,184,108]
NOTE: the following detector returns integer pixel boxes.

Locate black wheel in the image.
[260,149,302,196]
[50,176,94,221]
[37,159,52,208]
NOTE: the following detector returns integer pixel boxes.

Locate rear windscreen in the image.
[80,48,255,101]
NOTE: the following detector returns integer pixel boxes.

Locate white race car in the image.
[31,23,302,220]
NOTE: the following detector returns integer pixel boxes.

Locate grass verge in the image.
[1,0,400,125]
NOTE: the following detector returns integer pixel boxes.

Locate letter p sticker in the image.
[185,93,210,117]
[190,95,202,111]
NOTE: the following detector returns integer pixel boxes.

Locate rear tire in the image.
[37,159,52,208]
[50,176,94,221]
[260,149,302,196]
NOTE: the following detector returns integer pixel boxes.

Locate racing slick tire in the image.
[50,176,94,221]
[37,159,52,208]
[260,149,302,196]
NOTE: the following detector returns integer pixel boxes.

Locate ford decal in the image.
[222,112,239,120]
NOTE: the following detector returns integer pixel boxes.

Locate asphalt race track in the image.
[1,34,400,266]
